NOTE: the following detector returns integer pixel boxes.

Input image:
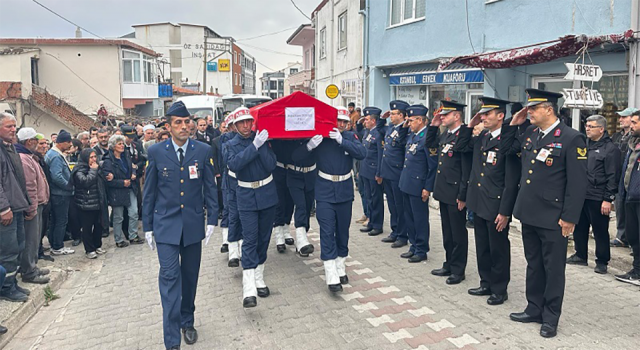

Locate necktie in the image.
[537,132,544,143]
[178,148,184,165]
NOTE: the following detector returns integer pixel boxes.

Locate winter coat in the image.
[72,149,108,217]
[15,143,49,215]
[0,142,30,213]
[101,149,136,207]
[44,146,73,196]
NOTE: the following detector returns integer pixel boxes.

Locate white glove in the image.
[253,130,269,150]
[329,128,343,145]
[205,225,216,245]
[145,231,155,250]
[306,135,323,151]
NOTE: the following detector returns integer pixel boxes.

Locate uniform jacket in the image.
[585,134,621,202]
[502,120,588,229]
[45,146,73,197]
[102,150,136,207]
[15,143,49,215]
[356,124,383,180]
[0,142,30,213]
[379,120,409,181]
[426,125,473,205]
[226,132,278,211]
[142,139,218,247]
[398,128,438,196]
[221,132,239,192]
[288,139,317,191]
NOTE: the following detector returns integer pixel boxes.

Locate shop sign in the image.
[326,84,340,99]
[562,88,604,109]
[206,62,217,72]
[564,63,603,82]
[219,59,230,72]
[390,70,484,86]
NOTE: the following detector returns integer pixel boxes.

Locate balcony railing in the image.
[288,69,314,88]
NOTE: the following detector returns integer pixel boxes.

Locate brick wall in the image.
[31,85,95,131]
[0,81,22,99]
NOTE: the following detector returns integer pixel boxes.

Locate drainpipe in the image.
[330,0,335,105]
[359,0,369,106]
[629,0,640,108]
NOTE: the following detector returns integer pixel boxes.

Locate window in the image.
[319,28,327,59]
[235,73,238,86]
[234,52,237,64]
[270,80,278,90]
[290,68,298,75]
[390,0,425,27]
[123,50,141,83]
[31,57,39,85]
[143,55,156,83]
[338,12,347,50]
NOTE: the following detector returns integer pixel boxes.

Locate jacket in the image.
[45,146,74,196]
[15,143,49,216]
[612,129,631,157]
[620,136,640,203]
[101,150,136,207]
[585,134,621,202]
[72,149,108,215]
[0,142,30,213]
[426,125,473,205]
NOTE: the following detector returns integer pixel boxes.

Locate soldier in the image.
[380,100,411,248]
[226,108,277,308]
[398,105,438,263]
[298,108,366,292]
[212,113,235,254]
[503,89,587,338]
[270,140,295,253]
[427,101,472,285]
[465,97,520,306]
[357,107,384,236]
[142,101,219,350]
[222,110,244,267]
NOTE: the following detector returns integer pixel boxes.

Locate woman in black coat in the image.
[72,148,109,258]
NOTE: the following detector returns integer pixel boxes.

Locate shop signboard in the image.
[564,63,603,82]
[390,70,483,86]
[562,88,604,109]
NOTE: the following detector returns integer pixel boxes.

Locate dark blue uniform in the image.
[142,138,218,349]
[380,121,409,243]
[289,139,317,231]
[222,132,243,248]
[270,140,294,230]
[358,125,384,231]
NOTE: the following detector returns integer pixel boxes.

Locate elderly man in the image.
[142,124,156,152]
[77,131,90,149]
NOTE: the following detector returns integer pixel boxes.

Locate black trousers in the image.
[289,186,314,230]
[474,215,510,295]
[573,199,611,265]
[68,201,82,241]
[80,209,103,253]
[521,223,567,327]
[439,203,468,276]
[624,202,640,272]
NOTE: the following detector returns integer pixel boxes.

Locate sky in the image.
[0,0,318,81]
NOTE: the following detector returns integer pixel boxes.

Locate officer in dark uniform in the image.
[211,113,234,254]
[427,100,472,285]
[465,97,520,306]
[357,107,384,236]
[398,105,438,262]
[226,107,278,308]
[380,100,410,248]
[142,101,218,350]
[270,140,295,253]
[297,110,366,292]
[502,89,587,338]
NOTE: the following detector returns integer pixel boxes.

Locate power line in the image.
[237,26,299,41]
[463,0,476,53]
[32,0,104,39]
[289,0,312,21]
[241,43,303,57]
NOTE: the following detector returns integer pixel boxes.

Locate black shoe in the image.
[243,296,257,308]
[431,268,451,277]
[116,241,129,248]
[328,284,343,293]
[594,264,607,274]
[540,323,557,338]
[400,251,414,259]
[566,253,588,266]
[381,236,395,243]
[408,255,427,263]
[509,312,543,324]
[614,270,640,286]
[340,275,349,285]
[446,274,465,285]
[0,289,28,302]
[101,232,109,238]
[487,293,508,305]
[39,254,55,262]
[257,287,270,298]
[15,284,31,296]
[228,258,240,268]
[284,238,294,245]
[465,221,474,229]
[72,239,81,247]
[182,327,198,345]
[468,286,491,296]
[368,228,383,236]
[360,226,373,233]
[22,275,50,284]
[129,237,145,245]
[220,244,228,253]
[0,325,7,334]
[391,240,407,248]
[276,244,286,253]
[299,244,314,256]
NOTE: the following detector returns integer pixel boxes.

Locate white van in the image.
[176,95,224,124]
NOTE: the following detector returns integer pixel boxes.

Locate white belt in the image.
[287,164,316,173]
[318,171,352,182]
[227,168,236,178]
[237,174,273,189]
[276,162,286,168]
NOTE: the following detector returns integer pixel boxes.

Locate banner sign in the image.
[285,107,315,131]
[562,88,604,109]
[390,70,484,86]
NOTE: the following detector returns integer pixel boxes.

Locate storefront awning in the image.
[389,63,484,86]
[438,30,634,71]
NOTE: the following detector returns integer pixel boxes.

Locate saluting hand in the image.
[431,113,443,127]
[468,112,482,129]
[558,219,575,238]
[510,107,529,126]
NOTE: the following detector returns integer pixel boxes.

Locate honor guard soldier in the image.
[142,101,219,350]
[212,113,235,254]
[299,109,366,292]
[465,97,520,306]
[226,108,278,308]
[222,109,244,267]
[427,100,472,285]
[357,107,385,236]
[398,105,438,262]
[270,140,295,253]
[379,100,411,248]
[502,89,587,338]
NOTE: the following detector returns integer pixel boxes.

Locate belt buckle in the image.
[331,175,339,181]
[251,181,260,189]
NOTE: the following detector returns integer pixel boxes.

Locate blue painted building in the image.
[363,0,634,133]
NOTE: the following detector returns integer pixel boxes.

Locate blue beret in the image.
[407,104,428,117]
[166,101,191,117]
[389,100,409,112]
[363,107,382,116]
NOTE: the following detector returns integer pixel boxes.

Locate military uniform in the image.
[270,140,295,253]
[357,107,384,235]
[288,139,318,256]
[380,100,410,246]
[221,120,243,267]
[142,101,218,350]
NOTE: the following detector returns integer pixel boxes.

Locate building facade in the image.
[261,71,285,99]
[287,25,315,97]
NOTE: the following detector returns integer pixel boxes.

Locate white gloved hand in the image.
[329,128,343,145]
[205,225,216,245]
[253,130,269,150]
[145,231,155,250]
[306,135,323,151]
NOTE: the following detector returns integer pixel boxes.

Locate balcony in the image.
[288,69,314,95]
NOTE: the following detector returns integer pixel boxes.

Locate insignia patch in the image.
[429,148,437,155]
[419,132,424,137]
[210,158,214,166]
[554,129,561,137]
[577,147,587,159]
[546,158,553,166]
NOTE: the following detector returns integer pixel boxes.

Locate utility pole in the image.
[203,34,207,95]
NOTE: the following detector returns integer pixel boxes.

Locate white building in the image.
[286,25,315,96]
[260,71,285,99]
[313,0,365,107]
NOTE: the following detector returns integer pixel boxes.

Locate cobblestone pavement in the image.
[5,196,640,350]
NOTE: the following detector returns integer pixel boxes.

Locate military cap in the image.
[166,100,191,117]
[120,125,136,138]
[336,106,350,122]
[407,104,429,117]
[363,107,382,116]
[525,88,563,107]
[389,100,409,112]
[233,107,253,123]
[439,100,467,115]
[477,96,512,114]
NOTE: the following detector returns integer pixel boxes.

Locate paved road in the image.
[5,197,640,350]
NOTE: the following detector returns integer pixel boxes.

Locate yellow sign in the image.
[219,59,230,72]
[326,84,340,99]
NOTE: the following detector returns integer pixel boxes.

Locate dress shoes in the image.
[430,268,451,277]
[328,283,343,293]
[509,312,543,324]
[446,274,465,285]
[182,327,198,345]
[220,243,228,253]
[566,253,588,266]
[540,323,557,338]
[594,263,607,274]
[284,238,294,245]
[0,325,7,334]
[340,275,349,285]
[228,258,240,268]
[257,287,270,298]
[0,289,28,302]
[487,293,508,305]
[391,240,407,248]
[368,229,383,236]
[276,244,286,253]
[408,255,427,263]
[360,226,373,233]
[381,236,395,243]
[468,286,491,296]
[400,251,414,259]
[243,296,257,308]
